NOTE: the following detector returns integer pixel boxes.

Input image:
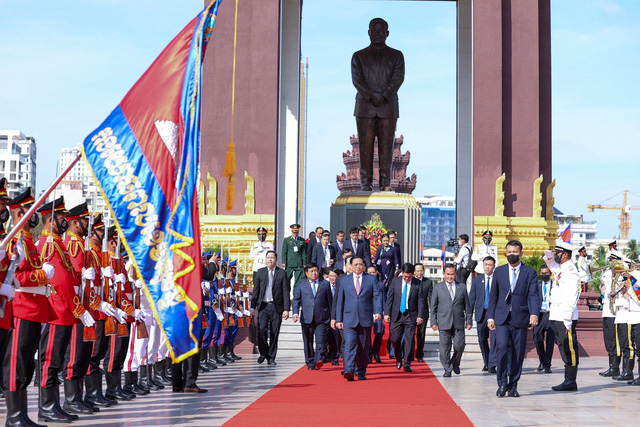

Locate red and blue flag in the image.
[560,224,571,243]
[82,0,223,362]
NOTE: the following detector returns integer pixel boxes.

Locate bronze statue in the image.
[352,18,405,192]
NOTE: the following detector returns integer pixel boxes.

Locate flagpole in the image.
[1,151,82,248]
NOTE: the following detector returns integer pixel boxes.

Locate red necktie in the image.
[355,275,361,295]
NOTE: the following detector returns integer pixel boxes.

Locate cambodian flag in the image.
[629,276,640,302]
[560,224,571,243]
[82,0,223,362]
[441,243,446,267]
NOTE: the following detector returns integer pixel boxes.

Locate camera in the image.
[446,238,459,250]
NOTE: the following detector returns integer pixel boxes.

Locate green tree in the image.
[624,239,639,261]
[589,245,609,292]
[521,253,545,280]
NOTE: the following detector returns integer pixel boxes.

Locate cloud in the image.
[594,0,624,15]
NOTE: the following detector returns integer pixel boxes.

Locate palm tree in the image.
[522,253,545,279]
[624,239,639,262]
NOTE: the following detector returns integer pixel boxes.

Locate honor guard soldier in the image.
[200,251,219,370]
[3,188,53,427]
[84,214,118,408]
[38,196,95,423]
[210,258,228,366]
[103,227,135,402]
[473,230,498,275]
[613,252,634,382]
[250,227,274,281]
[545,241,581,391]
[222,261,243,362]
[626,271,640,385]
[598,250,626,378]
[62,201,101,415]
[282,224,306,297]
[576,245,589,292]
[0,177,12,399]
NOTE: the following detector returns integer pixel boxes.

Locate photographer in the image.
[453,234,473,285]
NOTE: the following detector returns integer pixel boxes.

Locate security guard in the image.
[546,241,581,391]
[282,224,306,296]
[250,227,274,281]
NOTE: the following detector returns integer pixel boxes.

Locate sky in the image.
[0,0,638,241]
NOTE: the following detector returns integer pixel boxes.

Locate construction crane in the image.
[587,190,640,240]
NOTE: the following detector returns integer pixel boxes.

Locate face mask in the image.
[506,254,520,264]
[540,274,550,282]
[27,214,39,228]
[258,234,266,242]
[483,237,492,245]
[554,254,562,264]
[78,219,88,237]
[54,216,69,234]
[0,208,9,223]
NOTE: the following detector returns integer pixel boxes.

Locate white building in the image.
[55,147,106,213]
[0,130,37,198]
[420,247,455,282]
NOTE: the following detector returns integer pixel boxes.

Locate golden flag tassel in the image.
[223,140,236,210]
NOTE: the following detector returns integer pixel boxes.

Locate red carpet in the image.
[224,356,472,426]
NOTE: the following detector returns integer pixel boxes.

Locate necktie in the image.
[354,241,358,252]
[510,268,517,292]
[355,275,361,295]
[331,284,335,297]
[484,277,490,310]
[269,269,274,287]
[542,282,548,311]
[312,281,317,297]
[449,284,455,300]
[400,282,407,313]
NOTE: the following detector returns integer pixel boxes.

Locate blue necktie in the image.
[541,282,548,311]
[510,268,517,293]
[400,282,407,313]
[484,277,490,310]
[312,281,317,297]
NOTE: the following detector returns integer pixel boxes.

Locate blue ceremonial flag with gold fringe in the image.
[82,0,223,363]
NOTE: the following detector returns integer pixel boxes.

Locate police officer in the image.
[250,227,274,282]
[544,241,581,391]
[282,224,306,297]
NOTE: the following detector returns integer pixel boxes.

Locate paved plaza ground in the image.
[3,355,639,426]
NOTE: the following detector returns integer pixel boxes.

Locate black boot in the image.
[159,360,172,384]
[229,343,242,360]
[206,347,218,368]
[38,386,74,423]
[163,359,173,379]
[629,361,640,385]
[63,379,93,414]
[155,360,172,386]
[0,384,4,399]
[551,366,578,391]
[617,358,635,381]
[124,371,148,396]
[223,345,235,363]
[138,365,158,391]
[599,355,615,376]
[147,365,165,390]
[77,378,99,413]
[609,355,622,378]
[5,391,24,427]
[53,384,79,421]
[214,346,226,366]
[105,370,134,401]
[198,350,211,373]
[85,373,116,407]
[19,388,47,427]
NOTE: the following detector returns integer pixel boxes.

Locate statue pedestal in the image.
[330,191,421,264]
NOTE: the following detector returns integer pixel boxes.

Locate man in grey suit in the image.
[385,263,425,372]
[430,264,472,377]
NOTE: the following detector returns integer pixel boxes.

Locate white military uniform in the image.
[474,243,499,274]
[577,255,589,283]
[549,261,580,328]
[250,240,274,272]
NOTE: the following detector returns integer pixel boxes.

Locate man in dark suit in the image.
[414,263,432,363]
[352,18,404,191]
[292,263,333,370]
[487,240,540,397]
[326,269,343,365]
[305,226,324,265]
[469,256,497,373]
[311,233,337,269]
[250,251,290,365]
[334,231,346,270]
[335,256,383,381]
[430,264,472,377]
[385,263,425,372]
[388,230,403,267]
[344,227,372,267]
[533,264,554,374]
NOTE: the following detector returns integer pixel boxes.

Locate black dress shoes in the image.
[257,356,265,364]
[267,360,277,366]
[396,361,402,370]
[307,366,314,370]
[508,387,520,397]
[488,367,497,373]
[482,365,488,372]
[404,366,412,373]
[537,363,544,372]
[374,354,382,363]
[184,386,208,393]
[443,371,452,378]
[343,372,354,381]
[452,360,460,375]
[544,367,552,374]
[416,358,424,363]
[357,373,367,381]
[496,386,506,397]
[332,360,339,366]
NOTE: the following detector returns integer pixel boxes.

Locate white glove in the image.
[134,279,143,289]
[127,273,134,283]
[115,273,126,284]
[16,245,24,265]
[15,243,25,264]
[564,320,572,331]
[0,282,15,300]
[99,301,116,316]
[235,309,243,317]
[0,249,5,261]
[79,311,96,327]
[101,266,113,278]
[214,307,224,321]
[143,309,155,326]
[82,267,96,281]
[134,309,146,322]
[115,308,127,324]
[42,262,55,279]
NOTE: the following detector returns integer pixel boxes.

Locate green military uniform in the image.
[282,224,306,294]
